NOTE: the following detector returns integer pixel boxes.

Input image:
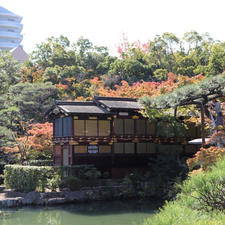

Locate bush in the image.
[0,174,4,185]
[143,157,225,225]
[4,165,56,192]
[25,160,53,166]
[4,164,101,192]
[187,146,225,171]
[59,176,81,191]
[0,161,6,174]
[56,166,101,187]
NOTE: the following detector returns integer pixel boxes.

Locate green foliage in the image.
[26,160,53,166]
[55,165,96,178]
[143,157,225,225]
[141,74,225,124]
[156,120,186,138]
[119,155,188,200]
[59,176,81,191]
[153,68,168,81]
[4,165,55,192]
[8,82,57,122]
[3,164,101,192]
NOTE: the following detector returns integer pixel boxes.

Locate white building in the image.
[0,6,23,50]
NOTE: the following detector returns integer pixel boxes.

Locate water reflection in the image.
[0,200,159,225]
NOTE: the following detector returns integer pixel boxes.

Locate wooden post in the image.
[201,104,205,145]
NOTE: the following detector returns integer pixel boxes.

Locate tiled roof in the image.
[59,105,108,114]
[55,101,109,114]
[47,96,143,117]
[98,100,143,110]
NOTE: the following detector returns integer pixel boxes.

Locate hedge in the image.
[4,164,100,192]
[25,160,53,166]
[4,165,55,192]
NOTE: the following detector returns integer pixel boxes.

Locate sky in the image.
[1,0,225,55]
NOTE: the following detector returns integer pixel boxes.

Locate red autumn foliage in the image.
[88,73,205,99]
[5,122,53,162]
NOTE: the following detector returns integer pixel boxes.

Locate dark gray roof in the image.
[46,97,144,118]
[98,100,143,110]
[59,104,108,114]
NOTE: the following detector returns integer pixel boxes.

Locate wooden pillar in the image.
[201,104,205,145]
[69,145,73,165]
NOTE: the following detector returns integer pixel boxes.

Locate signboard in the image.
[88,145,98,154]
[119,112,129,116]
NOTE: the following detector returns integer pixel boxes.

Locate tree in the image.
[4,122,53,163]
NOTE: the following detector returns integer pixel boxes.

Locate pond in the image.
[0,200,159,225]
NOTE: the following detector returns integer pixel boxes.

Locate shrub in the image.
[0,161,6,174]
[4,165,55,192]
[25,160,53,166]
[4,164,101,192]
[55,165,98,183]
[0,174,4,185]
[143,157,225,225]
[59,176,81,191]
[187,146,225,171]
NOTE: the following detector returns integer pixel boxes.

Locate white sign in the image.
[119,112,129,116]
[88,145,98,154]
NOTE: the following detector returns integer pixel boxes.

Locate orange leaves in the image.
[5,122,53,160]
[88,73,206,100]
[187,146,225,171]
[27,122,53,152]
[20,66,44,83]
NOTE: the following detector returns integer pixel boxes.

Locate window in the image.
[86,120,97,136]
[74,119,111,137]
[54,118,63,137]
[124,143,134,153]
[54,117,72,137]
[136,120,146,136]
[114,119,135,135]
[137,143,147,153]
[114,143,135,154]
[99,145,111,153]
[99,120,110,136]
[74,145,87,153]
[114,119,123,135]
[124,119,134,135]
[63,117,72,136]
[114,143,124,153]
[74,120,85,136]
[146,121,155,136]
[146,143,155,153]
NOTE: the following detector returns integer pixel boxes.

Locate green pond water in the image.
[0,200,158,225]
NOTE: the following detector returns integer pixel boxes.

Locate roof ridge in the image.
[55,100,95,106]
[94,95,137,102]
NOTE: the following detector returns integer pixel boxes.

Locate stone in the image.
[22,191,40,205]
[65,191,85,201]
[46,198,66,205]
[0,197,23,207]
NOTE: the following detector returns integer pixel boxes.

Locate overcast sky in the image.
[1,0,225,55]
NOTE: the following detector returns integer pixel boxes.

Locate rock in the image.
[22,191,40,205]
[65,191,85,201]
[46,198,66,205]
[0,197,23,207]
